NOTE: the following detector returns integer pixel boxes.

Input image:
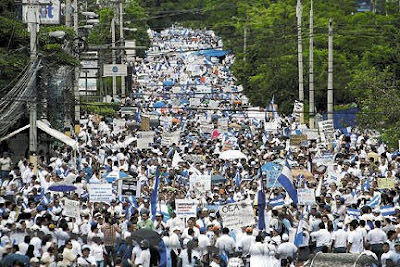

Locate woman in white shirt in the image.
[179,240,201,267]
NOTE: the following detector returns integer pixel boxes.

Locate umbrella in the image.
[153,101,167,108]
[132,229,162,247]
[48,182,77,192]
[219,150,248,161]
[102,171,131,183]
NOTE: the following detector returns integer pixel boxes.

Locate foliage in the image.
[84,102,119,117]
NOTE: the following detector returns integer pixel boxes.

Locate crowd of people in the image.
[0,26,400,267]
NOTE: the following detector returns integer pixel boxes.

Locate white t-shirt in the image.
[331,229,348,248]
[348,230,364,253]
[179,249,201,267]
[137,248,151,267]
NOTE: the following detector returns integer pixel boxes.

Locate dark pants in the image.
[171,250,179,267]
[105,245,115,266]
[298,247,310,261]
[334,247,347,253]
[315,246,328,253]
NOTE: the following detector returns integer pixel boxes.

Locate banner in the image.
[190,175,211,193]
[318,120,335,141]
[293,101,304,121]
[161,131,180,146]
[264,122,279,133]
[313,153,334,166]
[64,199,80,219]
[302,129,319,140]
[377,178,395,189]
[88,184,113,203]
[262,162,282,188]
[297,189,316,205]
[136,131,155,149]
[219,201,255,229]
[175,199,198,218]
[290,134,308,146]
[160,116,173,131]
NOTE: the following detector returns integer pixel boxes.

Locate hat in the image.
[82,245,91,251]
[49,224,56,229]
[172,226,181,232]
[30,258,40,263]
[337,222,344,228]
[395,241,400,246]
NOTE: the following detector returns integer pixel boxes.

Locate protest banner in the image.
[293,101,304,122]
[136,131,155,149]
[377,178,395,189]
[88,184,113,203]
[113,119,126,134]
[297,189,316,205]
[318,119,335,141]
[161,131,180,146]
[313,153,334,166]
[175,199,198,218]
[190,175,211,193]
[160,116,173,131]
[302,129,319,140]
[64,199,80,219]
[219,201,255,229]
[140,116,150,131]
[290,134,308,146]
[264,122,279,133]
[183,154,205,164]
[262,162,282,188]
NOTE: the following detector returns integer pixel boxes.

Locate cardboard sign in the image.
[140,116,150,131]
[297,189,316,205]
[377,178,395,189]
[219,201,255,229]
[88,184,113,203]
[136,131,155,149]
[190,175,211,193]
[175,199,198,218]
[290,134,308,146]
[64,199,80,219]
[161,131,180,146]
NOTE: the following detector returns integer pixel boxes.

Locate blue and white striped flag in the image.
[150,168,160,221]
[269,195,285,208]
[294,214,304,247]
[347,208,360,218]
[367,194,381,208]
[127,195,138,209]
[380,205,396,217]
[277,156,298,204]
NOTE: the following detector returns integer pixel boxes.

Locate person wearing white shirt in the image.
[18,235,30,255]
[310,222,331,253]
[215,227,236,254]
[277,233,297,260]
[77,246,96,267]
[367,220,387,260]
[236,227,255,256]
[347,220,364,253]
[331,222,348,253]
[136,240,151,267]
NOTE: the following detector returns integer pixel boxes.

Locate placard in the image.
[113,119,126,134]
[175,199,198,218]
[64,199,80,219]
[303,129,319,140]
[88,184,113,203]
[264,122,279,133]
[297,189,316,205]
[290,134,308,146]
[140,116,150,131]
[190,175,211,193]
[161,131,180,146]
[377,178,395,189]
[219,201,255,229]
[318,120,335,141]
[136,131,155,149]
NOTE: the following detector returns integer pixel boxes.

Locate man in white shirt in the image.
[215,227,236,254]
[347,220,364,253]
[367,220,387,260]
[136,240,151,267]
[331,222,348,253]
[77,246,96,266]
[310,222,331,253]
[236,227,255,256]
[277,233,297,260]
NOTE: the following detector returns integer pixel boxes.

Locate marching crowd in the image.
[0,26,400,267]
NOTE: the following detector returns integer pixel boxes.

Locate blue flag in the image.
[150,168,160,221]
[294,214,304,247]
[277,157,298,204]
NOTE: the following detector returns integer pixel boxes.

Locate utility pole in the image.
[73,0,81,134]
[327,19,334,120]
[25,0,39,162]
[296,0,304,123]
[309,0,315,129]
[243,26,247,62]
[65,0,72,26]
[111,18,117,98]
[119,1,126,98]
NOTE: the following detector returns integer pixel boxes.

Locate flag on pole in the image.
[135,108,141,124]
[127,195,138,209]
[347,208,360,218]
[172,151,183,168]
[257,170,266,230]
[294,214,304,247]
[277,157,298,204]
[150,168,160,221]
